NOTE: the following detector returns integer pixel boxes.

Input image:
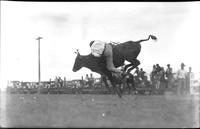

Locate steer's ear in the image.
[74,49,78,53]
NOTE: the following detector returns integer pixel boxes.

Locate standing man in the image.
[150,65,156,83]
[160,67,166,89]
[133,67,140,77]
[176,63,187,95]
[139,68,145,81]
[90,73,94,87]
[156,64,161,74]
[186,67,194,95]
[165,64,173,88]
[126,72,135,94]
[133,67,140,85]
[85,74,89,87]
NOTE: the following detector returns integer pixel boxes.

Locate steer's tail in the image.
[149,35,157,41]
[137,34,157,43]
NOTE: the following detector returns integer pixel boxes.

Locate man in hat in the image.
[155,64,161,73]
[165,64,173,88]
[176,63,187,95]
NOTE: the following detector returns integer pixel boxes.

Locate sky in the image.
[1,2,200,89]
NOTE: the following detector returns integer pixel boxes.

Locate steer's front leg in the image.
[107,73,122,98]
[102,75,112,92]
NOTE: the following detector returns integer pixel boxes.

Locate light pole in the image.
[36,37,42,83]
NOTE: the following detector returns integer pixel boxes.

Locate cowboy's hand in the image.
[112,72,122,79]
[121,71,128,78]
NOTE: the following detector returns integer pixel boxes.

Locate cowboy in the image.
[89,40,123,75]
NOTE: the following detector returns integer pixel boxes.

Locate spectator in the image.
[126,72,134,87]
[159,67,166,89]
[176,63,187,95]
[137,68,147,88]
[156,64,161,73]
[142,71,150,88]
[85,74,89,87]
[133,67,140,86]
[133,67,140,76]
[55,76,58,82]
[121,72,135,94]
[137,68,143,86]
[154,70,161,89]
[58,77,63,87]
[81,76,84,87]
[90,73,93,78]
[165,64,173,88]
[186,67,194,94]
[89,73,94,87]
[139,68,146,81]
[138,68,142,79]
[150,65,157,84]
[64,77,67,87]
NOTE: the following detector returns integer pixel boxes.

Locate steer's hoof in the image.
[115,88,122,98]
[116,93,122,98]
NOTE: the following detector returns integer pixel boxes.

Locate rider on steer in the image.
[89,40,123,76]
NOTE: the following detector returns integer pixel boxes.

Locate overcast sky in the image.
[1,2,200,89]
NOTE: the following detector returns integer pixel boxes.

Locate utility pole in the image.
[36,37,42,83]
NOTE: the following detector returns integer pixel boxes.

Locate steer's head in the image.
[72,49,83,72]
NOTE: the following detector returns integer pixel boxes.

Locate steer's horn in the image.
[75,49,80,55]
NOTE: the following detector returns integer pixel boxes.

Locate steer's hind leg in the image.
[124,63,132,73]
[127,59,140,73]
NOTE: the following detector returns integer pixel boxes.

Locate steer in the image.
[72,35,157,98]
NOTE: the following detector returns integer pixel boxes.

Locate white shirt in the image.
[91,40,106,57]
[177,69,187,79]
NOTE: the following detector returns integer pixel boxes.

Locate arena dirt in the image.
[1,92,199,128]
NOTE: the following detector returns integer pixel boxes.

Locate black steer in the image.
[72,35,157,98]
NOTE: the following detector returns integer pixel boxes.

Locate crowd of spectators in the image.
[150,62,194,95]
[7,63,196,95]
[83,73,95,88]
[150,63,173,89]
[7,74,98,93]
[123,62,194,95]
